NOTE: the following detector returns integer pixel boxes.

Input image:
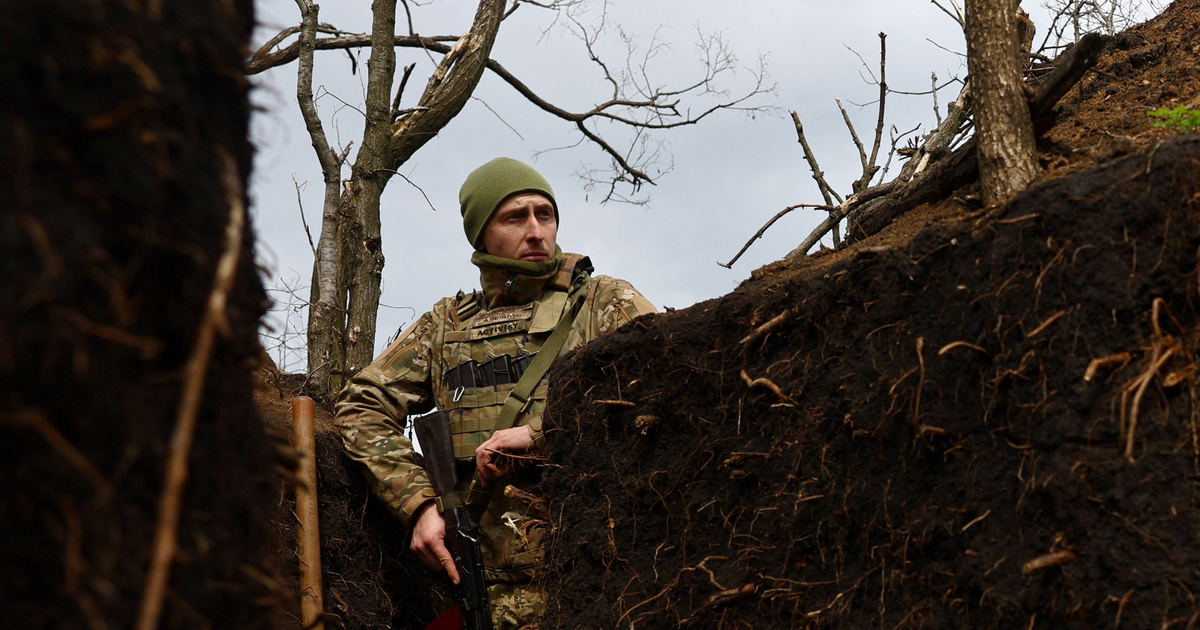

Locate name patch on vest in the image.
[470,319,530,340]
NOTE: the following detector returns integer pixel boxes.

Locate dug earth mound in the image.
[537,3,1200,629]
[542,133,1200,628]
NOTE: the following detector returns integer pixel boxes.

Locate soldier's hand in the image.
[475,425,534,487]
[411,502,460,585]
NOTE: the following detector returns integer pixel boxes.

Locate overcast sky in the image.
[248,0,1158,371]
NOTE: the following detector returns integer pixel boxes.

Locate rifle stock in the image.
[413,411,494,630]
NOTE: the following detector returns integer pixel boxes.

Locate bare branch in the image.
[390,63,416,120]
[471,95,526,140]
[884,74,960,97]
[251,26,300,61]
[246,24,771,200]
[337,140,354,166]
[292,176,316,256]
[399,0,415,36]
[791,111,842,207]
[246,33,460,75]
[786,180,901,259]
[370,167,439,212]
[720,203,834,269]
[878,123,921,185]
[292,0,341,176]
[925,37,966,58]
[930,0,965,28]
[836,98,870,182]
[862,33,888,190]
[932,72,942,126]
[250,23,363,64]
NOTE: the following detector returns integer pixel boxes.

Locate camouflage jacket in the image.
[335,253,655,582]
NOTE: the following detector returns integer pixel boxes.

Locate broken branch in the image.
[785,179,900,260]
[791,111,842,207]
[720,204,833,268]
[504,485,549,520]
[847,33,1109,244]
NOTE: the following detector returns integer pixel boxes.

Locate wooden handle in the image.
[292,396,325,630]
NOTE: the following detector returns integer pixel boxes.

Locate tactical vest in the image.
[433,254,592,459]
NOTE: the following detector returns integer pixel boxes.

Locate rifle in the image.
[413,410,494,630]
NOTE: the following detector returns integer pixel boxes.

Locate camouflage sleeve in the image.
[333,301,448,529]
[574,274,657,345]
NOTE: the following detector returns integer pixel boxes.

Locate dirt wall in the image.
[541,136,1200,629]
[0,2,279,628]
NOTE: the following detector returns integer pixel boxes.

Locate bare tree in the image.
[249,1,771,398]
[723,0,1115,264]
[1037,0,1166,50]
[291,0,348,395]
[721,33,971,267]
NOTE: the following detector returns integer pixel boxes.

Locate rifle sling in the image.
[435,491,465,513]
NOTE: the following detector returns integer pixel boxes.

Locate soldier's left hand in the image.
[476,425,534,487]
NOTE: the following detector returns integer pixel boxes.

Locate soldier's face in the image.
[481,193,558,262]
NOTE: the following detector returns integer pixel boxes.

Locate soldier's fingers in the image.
[412,542,442,572]
[477,463,493,487]
[437,546,461,585]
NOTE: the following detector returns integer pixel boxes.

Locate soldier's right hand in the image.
[411,502,461,585]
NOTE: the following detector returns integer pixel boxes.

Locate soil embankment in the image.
[538,2,1200,627]
[1,2,278,628]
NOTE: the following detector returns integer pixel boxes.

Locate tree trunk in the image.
[965,0,1040,206]
[296,0,343,395]
[328,0,395,392]
[320,0,507,394]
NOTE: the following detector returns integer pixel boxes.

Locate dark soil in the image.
[0,1,279,628]
[256,369,447,630]
[537,2,1200,628]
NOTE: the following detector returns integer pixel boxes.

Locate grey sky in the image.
[248,0,1152,371]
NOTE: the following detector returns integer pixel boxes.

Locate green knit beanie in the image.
[459,157,558,248]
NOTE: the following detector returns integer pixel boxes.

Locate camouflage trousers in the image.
[487,580,546,630]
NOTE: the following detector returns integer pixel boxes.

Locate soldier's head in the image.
[459,157,558,262]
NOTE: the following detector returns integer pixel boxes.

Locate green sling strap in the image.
[465,273,591,513]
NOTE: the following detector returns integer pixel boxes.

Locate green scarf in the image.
[472,247,563,308]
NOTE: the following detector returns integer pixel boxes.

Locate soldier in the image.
[334,157,656,629]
